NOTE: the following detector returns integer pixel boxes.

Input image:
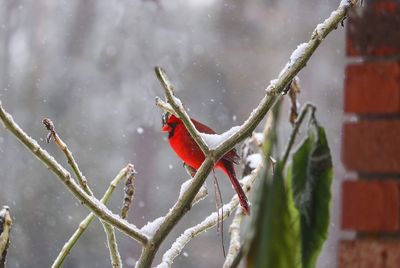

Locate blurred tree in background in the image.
[0,0,345,267]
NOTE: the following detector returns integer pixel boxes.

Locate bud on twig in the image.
[120,165,137,219]
[0,206,12,268]
[289,77,301,125]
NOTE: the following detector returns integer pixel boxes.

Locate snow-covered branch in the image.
[156,168,261,268]
[0,102,148,245]
[148,2,355,267]
[212,0,355,160]
[223,209,245,268]
[0,1,357,267]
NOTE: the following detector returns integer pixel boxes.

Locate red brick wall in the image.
[340,1,400,267]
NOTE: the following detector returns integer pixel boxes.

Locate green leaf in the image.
[291,125,332,268]
[247,162,301,268]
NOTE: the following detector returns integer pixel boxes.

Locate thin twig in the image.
[42,118,93,195]
[103,223,122,268]
[223,208,245,268]
[281,103,316,166]
[0,102,148,245]
[52,165,135,268]
[156,167,261,268]
[155,97,176,116]
[42,118,125,268]
[0,206,12,268]
[155,67,210,156]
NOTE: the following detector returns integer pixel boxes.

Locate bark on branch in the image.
[0,103,148,245]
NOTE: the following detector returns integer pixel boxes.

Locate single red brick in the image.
[344,62,400,114]
[347,2,400,57]
[342,180,400,232]
[342,121,400,173]
[339,240,400,268]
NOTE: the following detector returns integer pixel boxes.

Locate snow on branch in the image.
[200,126,241,150]
[179,179,208,206]
[223,208,245,268]
[212,0,356,162]
[156,167,261,268]
[146,2,356,267]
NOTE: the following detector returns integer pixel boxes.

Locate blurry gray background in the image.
[0,0,346,267]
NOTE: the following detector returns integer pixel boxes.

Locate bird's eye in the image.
[162,112,170,125]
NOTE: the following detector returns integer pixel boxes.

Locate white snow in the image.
[246,153,262,169]
[138,201,145,208]
[136,127,144,134]
[156,263,169,268]
[179,178,207,205]
[140,216,165,237]
[277,43,308,80]
[270,78,279,86]
[252,132,264,145]
[179,179,193,199]
[340,0,350,7]
[316,23,325,35]
[200,125,240,149]
[172,95,183,108]
[290,43,308,63]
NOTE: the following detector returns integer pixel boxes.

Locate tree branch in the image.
[42,118,93,196]
[147,2,355,267]
[213,1,355,161]
[103,223,122,268]
[42,118,131,268]
[155,67,210,156]
[0,102,148,245]
[52,165,134,268]
[156,168,261,268]
[136,156,215,267]
[223,209,245,268]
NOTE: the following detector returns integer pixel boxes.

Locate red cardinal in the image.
[161,112,250,215]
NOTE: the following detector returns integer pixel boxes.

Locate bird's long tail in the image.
[221,160,250,215]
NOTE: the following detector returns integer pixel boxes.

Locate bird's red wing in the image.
[191,118,216,134]
[191,118,240,165]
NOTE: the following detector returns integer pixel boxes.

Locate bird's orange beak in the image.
[162,124,172,132]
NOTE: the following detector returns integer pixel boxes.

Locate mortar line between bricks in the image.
[347,55,400,63]
[344,115,400,121]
